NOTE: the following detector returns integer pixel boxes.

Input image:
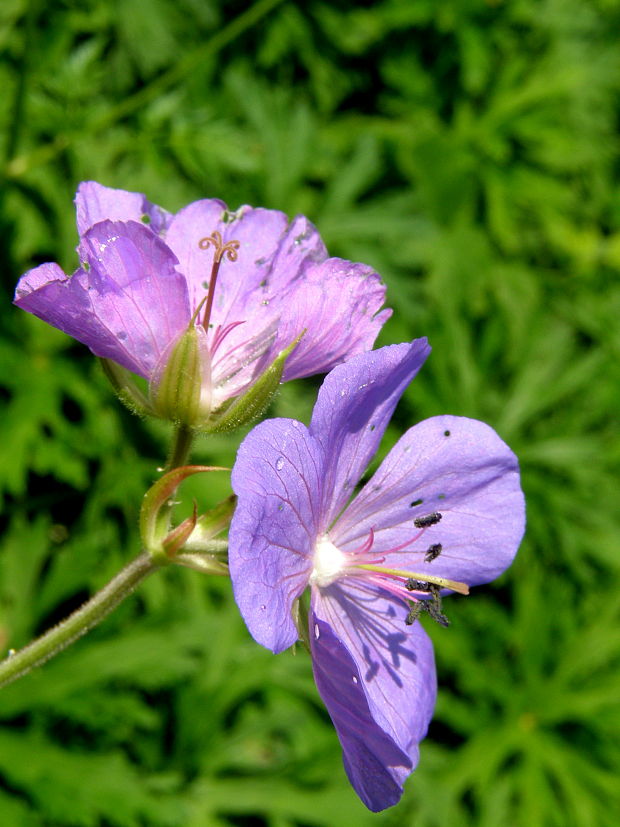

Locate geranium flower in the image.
[228,341,525,811]
[14,182,390,429]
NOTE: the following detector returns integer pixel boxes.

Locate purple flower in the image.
[228,341,525,811]
[14,182,390,426]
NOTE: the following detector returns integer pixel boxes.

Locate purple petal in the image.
[309,341,431,527]
[277,259,392,381]
[209,317,279,405]
[14,262,141,370]
[229,418,324,653]
[335,415,525,587]
[75,181,171,236]
[310,587,436,811]
[164,200,290,315]
[15,221,191,378]
[261,214,327,293]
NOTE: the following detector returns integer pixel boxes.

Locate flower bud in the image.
[149,326,212,428]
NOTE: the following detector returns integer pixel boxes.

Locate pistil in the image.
[198,230,240,329]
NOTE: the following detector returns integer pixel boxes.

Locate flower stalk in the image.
[0,552,161,690]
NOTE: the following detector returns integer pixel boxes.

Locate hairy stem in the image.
[165,423,194,471]
[0,552,161,690]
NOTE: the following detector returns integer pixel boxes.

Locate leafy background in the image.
[1,0,619,824]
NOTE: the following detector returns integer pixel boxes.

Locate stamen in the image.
[414,511,442,528]
[425,543,442,562]
[197,230,240,329]
[406,584,450,628]
[355,563,469,595]
[405,579,431,592]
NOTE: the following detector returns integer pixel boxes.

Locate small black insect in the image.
[425,543,442,562]
[414,511,442,528]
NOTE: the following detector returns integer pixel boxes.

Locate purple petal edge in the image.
[309,340,431,527]
[310,613,414,811]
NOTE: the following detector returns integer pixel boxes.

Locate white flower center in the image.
[310,536,345,588]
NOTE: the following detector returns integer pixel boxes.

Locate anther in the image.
[414,511,442,528]
[405,579,431,592]
[405,602,423,626]
[425,543,442,562]
[405,584,450,628]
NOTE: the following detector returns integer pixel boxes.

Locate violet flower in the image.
[228,341,525,811]
[14,182,390,429]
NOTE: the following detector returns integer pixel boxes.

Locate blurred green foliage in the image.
[1,0,619,824]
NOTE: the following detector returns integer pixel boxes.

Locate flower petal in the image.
[309,341,431,528]
[75,181,171,236]
[310,586,436,811]
[164,200,291,315]
[277,259,392,381]
[15,221,191,378]
[335,415,525,587]
[14,262,141,370]
[229,419,324,653]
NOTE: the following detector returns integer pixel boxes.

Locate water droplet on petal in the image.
[259,604,266,611]
[275,457,284,470]
[352,675,358,684]
[314,624,320,640]
[340,389,347,397]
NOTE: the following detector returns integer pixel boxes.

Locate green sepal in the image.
[184,495,236,552]
[206,332,304,433]
[162,503,197,558]
[99,358,154,417]
[140,464,227,562]
[149,327,206,427]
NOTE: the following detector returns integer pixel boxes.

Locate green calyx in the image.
[100,358,154,417]
[149,326,211,428]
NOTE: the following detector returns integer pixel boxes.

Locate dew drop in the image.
[352,675,358,684]
[340,389,347,397]
[7,649,16,658]
[116,331,127,341]
[156,466,164,473]
[314,624,320,640]
[275,457,284,471]
[259,604,266,612]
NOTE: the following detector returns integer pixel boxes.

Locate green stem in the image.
[165,424,194,471]
[0,552,161,689]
